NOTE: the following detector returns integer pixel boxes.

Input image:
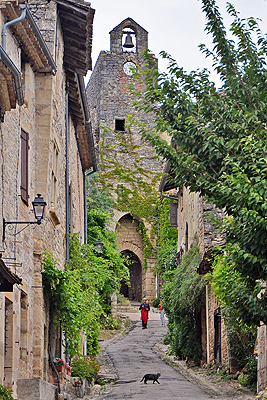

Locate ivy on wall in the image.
[42,235,129,358]
[161,245,205,362]
[96,123,178,269]
[42,243,101,358]
[206,251,257,387]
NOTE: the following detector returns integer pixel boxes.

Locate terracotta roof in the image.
[1,2,56,73]
[0,60,16,113]
[68,73,96,171]
[56,0,95,74]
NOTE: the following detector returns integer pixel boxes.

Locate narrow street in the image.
[89,310,255,400]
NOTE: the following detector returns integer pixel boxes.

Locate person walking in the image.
[139,297,150,329]
[159,301,165,326]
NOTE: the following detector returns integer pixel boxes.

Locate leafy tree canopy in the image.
[133,0,267,325]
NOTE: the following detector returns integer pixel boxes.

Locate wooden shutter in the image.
[170,201,178,228]
[21,129,28,204]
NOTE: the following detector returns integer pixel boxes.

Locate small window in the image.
[185,222,189,252]
[115,119,125,132]
[170,202,178,228]
[21,129,29,204]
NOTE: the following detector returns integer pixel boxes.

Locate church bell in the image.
[123,33,134,48]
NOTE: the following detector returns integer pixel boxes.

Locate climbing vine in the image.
[42,233,129,358]
[42,245,101,359]
[155,198,178,275]
[161,244,205,362]
[96,122,178,269]
[97,123,162,264]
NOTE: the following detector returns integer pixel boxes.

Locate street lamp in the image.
[94,238,103,256]
[3,194,46,241]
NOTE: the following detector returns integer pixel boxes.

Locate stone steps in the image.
[117,301,140,313]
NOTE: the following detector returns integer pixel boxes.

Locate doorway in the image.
[120,250,142,302]
[214,307,222,366]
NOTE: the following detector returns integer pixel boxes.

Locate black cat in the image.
[140,372,160,384]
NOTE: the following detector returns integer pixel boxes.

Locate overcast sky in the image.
[85,0,267,87]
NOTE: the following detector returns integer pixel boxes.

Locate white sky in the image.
[85,0,267,87]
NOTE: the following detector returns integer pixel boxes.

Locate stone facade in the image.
[0,1,95,399]
[166,184,234,371]
[86,18,163,303]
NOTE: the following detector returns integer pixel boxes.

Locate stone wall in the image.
[0,2,89,398]
[175,186,230,370]
[116,214,156,302]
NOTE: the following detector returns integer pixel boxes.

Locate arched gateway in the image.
[120,250,142,302]
[115,213,157,302]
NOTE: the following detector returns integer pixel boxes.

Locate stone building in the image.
[159,167,239,372]
[86,18,163,303]
[0,1,96,399]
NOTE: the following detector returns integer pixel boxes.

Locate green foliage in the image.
[152,297,161,308]
[207,252,257,387]
[155,198,178,274]
[86,178,130,313]
[42,246,101,358]
[99,315,122,330]
[71,355,100,383]
[0,385,14,400]
[132,0,267,325]
[87,173,113,214]
[162,245,205,362]
[42,175,130,360]
[98,125,161,224]
[97,125,162,264]
[238,354,257,392]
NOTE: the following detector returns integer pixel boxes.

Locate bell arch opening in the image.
[120,250,142,302]
[122,27,136,53]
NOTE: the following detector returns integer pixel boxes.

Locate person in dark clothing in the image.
[139,297,150,329]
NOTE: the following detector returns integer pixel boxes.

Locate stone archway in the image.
[120,250,142,302]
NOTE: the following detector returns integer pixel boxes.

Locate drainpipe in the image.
[84,169,95,245]
[206,284,210,365]
[2,5,26,51]
[65,84,70,262]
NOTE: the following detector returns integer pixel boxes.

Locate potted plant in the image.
[55,359,66,373]
[65,363,72,376]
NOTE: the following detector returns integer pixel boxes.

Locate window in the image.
[115,119,125,132]
[170,201,178,228]
[21,129,29,204]
[185,222,189,252]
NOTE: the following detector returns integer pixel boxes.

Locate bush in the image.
[238,354,257,392]
[100,315,122,330]
[161,245,205,362]
[0,385,14,400]
[71,355,100,383]
[152,297,161,308]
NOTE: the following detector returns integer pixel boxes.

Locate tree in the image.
[133,0,267,325]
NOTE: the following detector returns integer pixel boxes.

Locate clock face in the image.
[123,61,136,76]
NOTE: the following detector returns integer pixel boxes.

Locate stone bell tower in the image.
[86,18,162,302]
